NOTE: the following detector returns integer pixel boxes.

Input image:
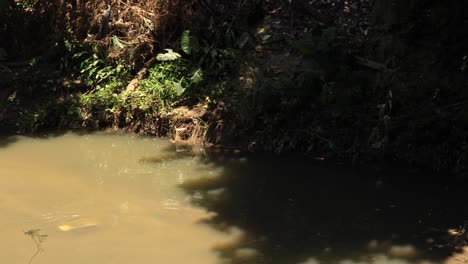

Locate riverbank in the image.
[1,0,467,177]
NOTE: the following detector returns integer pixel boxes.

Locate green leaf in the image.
[210,49,217,58]
[173,82,185,96]
[181,30,191,54]
[191,68,203,83]
[156,49,181,61]
[236,32,250,48]
[181,30,200,55]
[191,36,200,53]
[112,36,125,49]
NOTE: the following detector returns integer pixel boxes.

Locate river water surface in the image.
[0,132,240,264]
[0,132,467,264]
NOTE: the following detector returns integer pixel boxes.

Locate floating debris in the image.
[58,220,98,232]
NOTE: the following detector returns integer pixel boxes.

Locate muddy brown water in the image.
[0,132,239,264]
[0,132,467,264]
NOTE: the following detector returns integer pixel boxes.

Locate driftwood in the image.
[124,57,157,93]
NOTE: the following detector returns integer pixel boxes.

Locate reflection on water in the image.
[0,132,236,264]
[1,132,467,264]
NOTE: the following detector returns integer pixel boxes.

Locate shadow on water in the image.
[0,135,18,148]
[0,129,122,149]
[181,152,468,264]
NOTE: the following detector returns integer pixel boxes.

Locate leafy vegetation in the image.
[0,0,467,176]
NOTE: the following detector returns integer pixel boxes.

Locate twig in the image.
[119,0,157,18]
[24,229,48,264]
[124,57,157,93]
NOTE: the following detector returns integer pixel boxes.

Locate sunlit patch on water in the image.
[0,132,235,264]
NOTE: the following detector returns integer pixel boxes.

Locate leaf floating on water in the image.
[58,220,98,232]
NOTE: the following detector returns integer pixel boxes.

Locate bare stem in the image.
[24,229,47,264]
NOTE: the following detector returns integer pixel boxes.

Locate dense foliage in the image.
[0,0,467,176]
